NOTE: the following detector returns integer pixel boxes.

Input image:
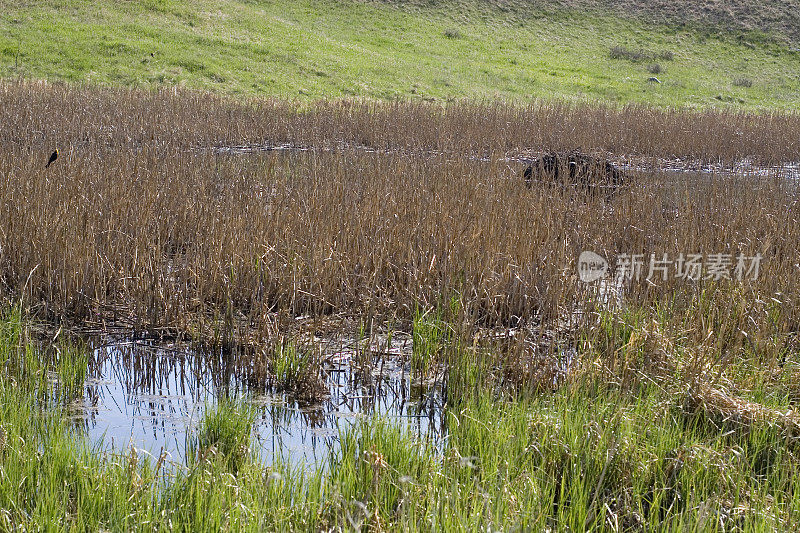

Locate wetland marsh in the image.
[3,81,800,529]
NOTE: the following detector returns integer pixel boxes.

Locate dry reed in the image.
[1,80,799,351]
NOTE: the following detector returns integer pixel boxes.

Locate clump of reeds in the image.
[187,399,255,473]
[411,306,452,380]
[268,339,326,401]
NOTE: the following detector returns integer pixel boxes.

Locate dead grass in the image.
[685,383,800,441]
[1,80,799,352]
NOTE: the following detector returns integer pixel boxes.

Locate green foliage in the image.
[271,339,321,396]
[0,0,798,108]
[411,306,450,378]
[187,399,255,473]
[0,286,800,531]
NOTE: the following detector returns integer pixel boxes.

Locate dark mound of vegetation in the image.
[523,151,626,196]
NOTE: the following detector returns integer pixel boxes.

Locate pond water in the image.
[212,141,800,181]
[68,333,446,469]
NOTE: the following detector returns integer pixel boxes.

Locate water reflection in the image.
[70,334,446,469]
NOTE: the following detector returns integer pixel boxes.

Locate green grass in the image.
[187,398,255,473]
[1,0,800,109]
[2,307,800,529]
[412,306,450,379]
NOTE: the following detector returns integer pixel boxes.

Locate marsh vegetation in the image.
[2,80,800,529]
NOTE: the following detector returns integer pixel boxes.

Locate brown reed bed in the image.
[1,79,799,362]
[3,79,800,163]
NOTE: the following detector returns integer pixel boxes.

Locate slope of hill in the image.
[393,0,800,44]
[558,0,800,44]
[1,0,798,108]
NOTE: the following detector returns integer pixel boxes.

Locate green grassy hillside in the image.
[1,0,799,108]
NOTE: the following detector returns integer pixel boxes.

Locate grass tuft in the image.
[187,399,255,473]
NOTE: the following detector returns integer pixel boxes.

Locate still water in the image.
[68,333,446,468]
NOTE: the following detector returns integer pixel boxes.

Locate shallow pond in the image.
[68,333,446,469]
